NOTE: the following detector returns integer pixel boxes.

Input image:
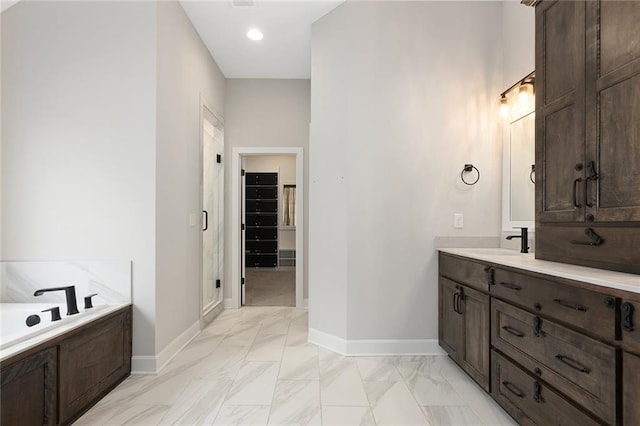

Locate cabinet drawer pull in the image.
[555,354,590,373]
[484,266,495,286]
[498,282,522,291]
[553,299,587,312]
[533,316,543,337]
[502,326,525,338]
[502,381,525,398]
[533,381,542,403]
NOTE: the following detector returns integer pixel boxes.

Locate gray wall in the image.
[309,1,504,341]
[224,79,310,301]
[1,1,158,359]
[155,0,226,354]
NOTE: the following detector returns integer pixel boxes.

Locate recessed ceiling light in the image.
[247,29,264,41]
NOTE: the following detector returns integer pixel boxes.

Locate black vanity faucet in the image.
[506,227,529,254]
[33,286,80,315]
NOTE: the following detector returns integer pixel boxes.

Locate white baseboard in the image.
[132,320,201,374]
[223,298,236,309]
[303,298,309,309]
[131,356,157,374]
[309,328,446,356]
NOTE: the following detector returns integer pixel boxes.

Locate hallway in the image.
[77,307,514,425]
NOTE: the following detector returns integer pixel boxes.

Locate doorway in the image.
[230,148,304,309]
[243,156,296,306]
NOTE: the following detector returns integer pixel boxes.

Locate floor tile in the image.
[225,361,280,405]
[246,334,287,361]
[321,406,376,426]
[421,406,483,426]
[268,380,321,425]
[213,405,270,425]
[364,380,429,425]
[157,378,232,424]
[319,357,369,406]
[278,346,319,380]
[356,357,402,381]
[76,403,170,425]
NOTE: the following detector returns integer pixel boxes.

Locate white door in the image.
[202,118,224,313]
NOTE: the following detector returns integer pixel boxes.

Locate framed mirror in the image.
[502,72,535,232]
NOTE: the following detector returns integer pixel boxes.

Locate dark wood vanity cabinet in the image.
[535,0,640,274]
[438,256,491,392]
[0,306,131,425]
[0,347,57,425]
[439,252,640,425]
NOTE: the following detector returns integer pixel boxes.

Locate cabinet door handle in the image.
[502,381,525,398]
[553,299,587,312]
[573,178,583,208]
[502,326,525,338]
[484,266,495,286]
[453,292,460,314]
[498,282,522,291]
[555,354,590,374]
[622,302,635,332]
[585,160,599,208]
[202,210,208,231]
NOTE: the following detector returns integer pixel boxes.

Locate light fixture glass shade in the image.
[499,96,509,119]
[518,83,532,105]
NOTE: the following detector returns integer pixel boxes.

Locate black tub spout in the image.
[34,286,80,315]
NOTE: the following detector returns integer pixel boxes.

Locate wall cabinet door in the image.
[0,348,57,425]
[535,0,586,223]
[585,0,640,223]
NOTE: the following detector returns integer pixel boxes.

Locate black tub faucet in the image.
[34,286,80,315]
[506,227,529,254]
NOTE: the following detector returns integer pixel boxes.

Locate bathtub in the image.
[0,303,108,351]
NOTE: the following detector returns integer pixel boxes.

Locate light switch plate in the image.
[454,213,464,229]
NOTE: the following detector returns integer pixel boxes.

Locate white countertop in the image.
[439,247,640,295]
[0,303,129,363]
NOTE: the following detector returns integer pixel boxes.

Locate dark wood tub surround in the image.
[439,252,640,425]
[535,0,640,275]
[0,305,132,425]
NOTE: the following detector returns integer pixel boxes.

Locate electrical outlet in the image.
[454,213,464,229]
[189,213,197,227]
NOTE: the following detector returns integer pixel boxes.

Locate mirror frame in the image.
[502,100,535,233]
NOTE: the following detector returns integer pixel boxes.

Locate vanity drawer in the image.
[620,296,640,355]
[439,254,489,292]
[492,350,600,426]
[492,299,616,424]
[491,268,616,340]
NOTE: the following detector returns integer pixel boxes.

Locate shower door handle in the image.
[203,210,209,231]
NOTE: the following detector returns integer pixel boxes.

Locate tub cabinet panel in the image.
[58,308,132,424]
[0,347,57,425]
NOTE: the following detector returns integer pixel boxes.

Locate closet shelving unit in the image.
[244,172,278,267]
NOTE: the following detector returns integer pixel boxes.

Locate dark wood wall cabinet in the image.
[535,0,640,274]
[245,172,279,268]
[0,306,132,425]
[439,252,640,425]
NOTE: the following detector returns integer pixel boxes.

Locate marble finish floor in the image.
[76,307,516,425]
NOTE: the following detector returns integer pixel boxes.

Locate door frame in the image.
[230,147,304,309]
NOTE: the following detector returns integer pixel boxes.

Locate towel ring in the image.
[529,164,536,184]
[461,164,480,186]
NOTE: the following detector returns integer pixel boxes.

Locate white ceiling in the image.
[180,0,344,79]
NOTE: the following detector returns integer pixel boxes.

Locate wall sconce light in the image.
[498,70,535,119]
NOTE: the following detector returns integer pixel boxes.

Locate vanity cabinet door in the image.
[438,277,463,360]
[0,347,57,426]
[459,285,490,392]
[623,352,640,425]
[535,0,586,224]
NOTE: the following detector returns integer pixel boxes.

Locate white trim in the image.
[303,298,309,309]
[203,300,222,317]
[308,328,348,355]
[309,328,446,356]
[223,298,236,309]
[131,356,157,374]
[156,320,201,373]
[231,147,305,309]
